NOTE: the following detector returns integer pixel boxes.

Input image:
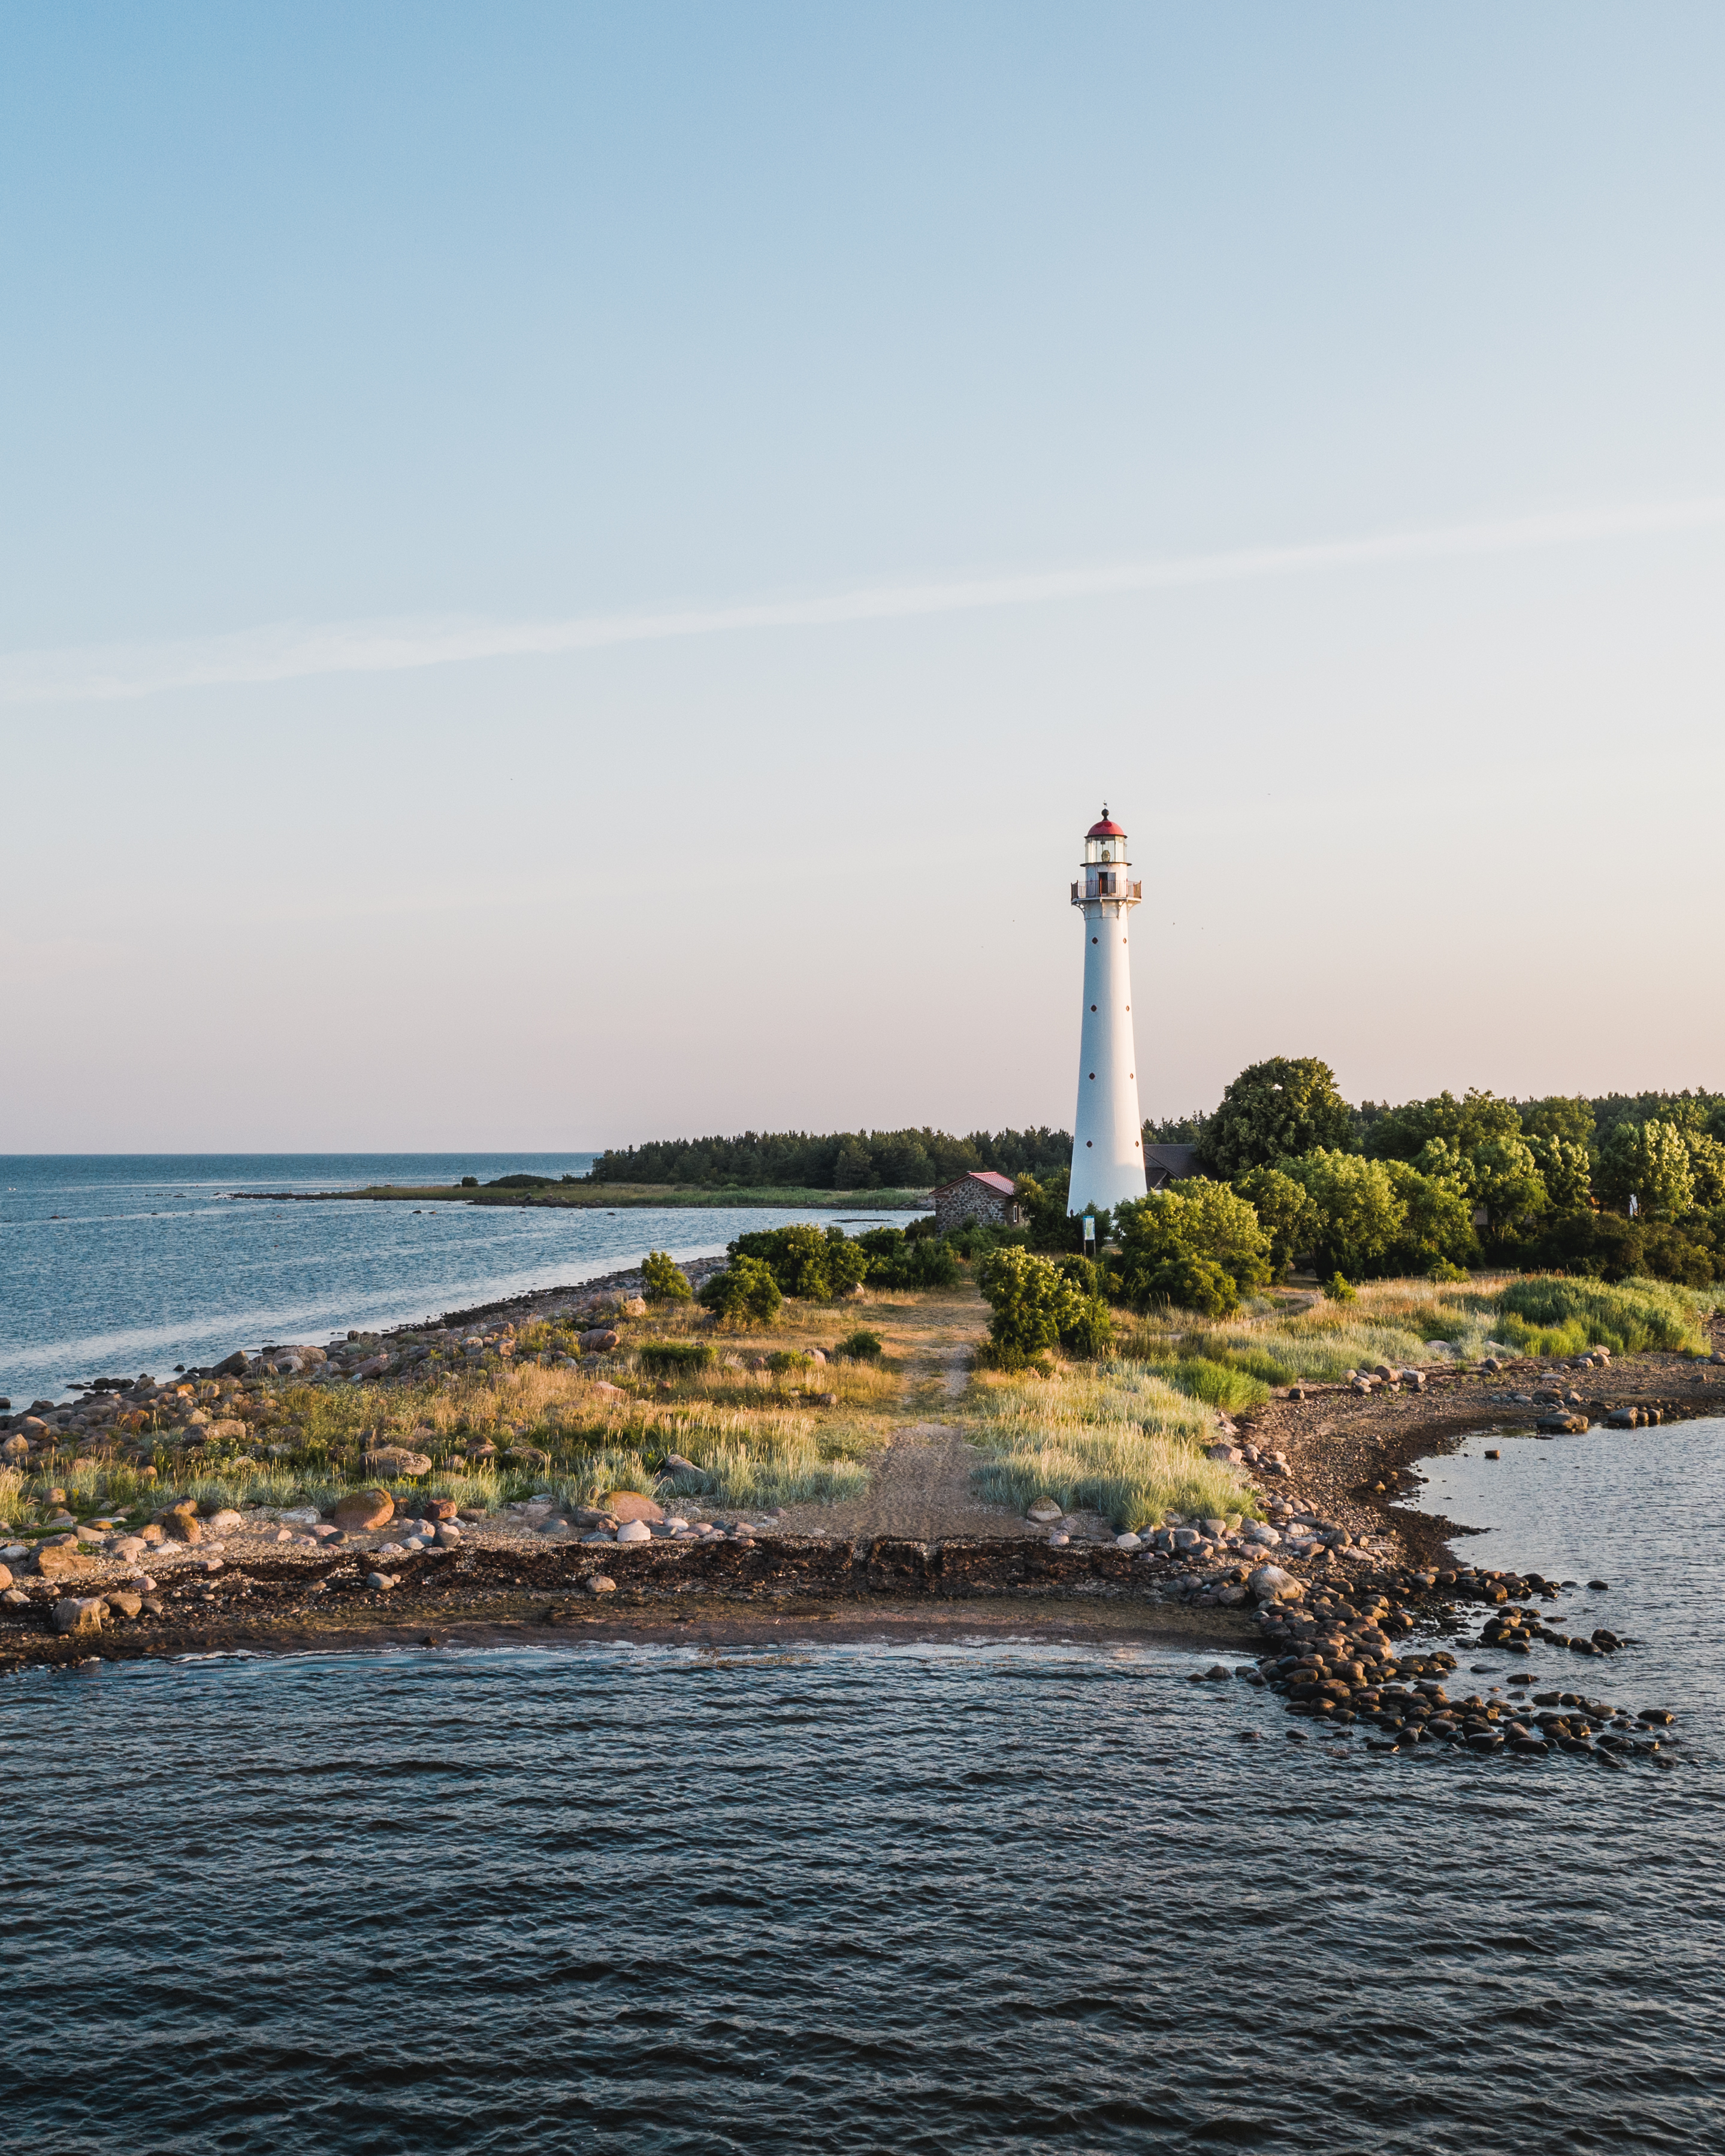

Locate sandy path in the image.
[773,1330,1041,1542]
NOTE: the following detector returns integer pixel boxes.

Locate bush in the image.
[1322,1272,1357,1302]
[836,1328,884,1360]
[637,1341,716,1376]
[1017,1171,1113,1254]
[729,1223,869,1301]
[1110,1183,1270,1315]
[1231,1166,1321,1278]
[765,1350,812,1373]
[641,1251,693,1302]
[851,1226,962,1289]
[1058,1295,1114,1360]
[1427,1258,1469,1283]
[697,1256,783,1326]
[977,1247,1105,1357]
[460,1176,478,1188]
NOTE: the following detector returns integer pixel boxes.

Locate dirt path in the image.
[774,1316,1041,1542]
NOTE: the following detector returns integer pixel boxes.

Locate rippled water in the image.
[8,1404,1725,2156]
[0,1155,910,1402]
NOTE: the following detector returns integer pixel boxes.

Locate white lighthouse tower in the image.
[1068,808,1147,1216]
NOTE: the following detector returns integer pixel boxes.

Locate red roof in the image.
[932,1170,1018,1198]
[1086,817,1126,838]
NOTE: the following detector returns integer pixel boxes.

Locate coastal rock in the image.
[53,1596,105,1635]
[0,1564,11,1590]
[331,1489,395,1532]
[1,1587,27,1606]
[161,1505,203,1544]
[588,1575,617,1594]
[365,1572,398,1590]
[434,1524,461,1547]
[424,1497,459,1522]
[363,1446,433,1477]
[106,1591,143,1619]
[615,1520,652,1544]
[581,1329,621,1352]
[205,1510,245,1535]
[1114,1532,1143,1550]
[619,1297,648,1318]
[589,1381,626,1400]
[35,1545,99,1580]
[1248,1563,1301,1604]
[603,1492,664,1524]
[1206,1444,1244,1463]
[1026,1500,1063,1524]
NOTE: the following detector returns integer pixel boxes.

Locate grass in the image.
[1493,1275,1712,1357]
[316,1183,935,1211]
[962,1359,1255,1531]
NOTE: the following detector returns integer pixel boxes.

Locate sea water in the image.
[0,1154,913,1402]
[4,1419,1723,2152]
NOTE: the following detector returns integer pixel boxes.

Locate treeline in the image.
[1174,1059,1725,1290]
[584,1125,1073,1191]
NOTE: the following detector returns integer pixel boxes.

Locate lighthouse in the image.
[1068,808,1147,1216]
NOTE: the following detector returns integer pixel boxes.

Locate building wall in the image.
[934,1183,1020,1234]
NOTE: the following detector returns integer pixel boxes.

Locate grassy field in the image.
[280,1183,935,1211]
[15,1269,1712,1540]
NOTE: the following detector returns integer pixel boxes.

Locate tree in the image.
[976,1247,1107,1357]
[1527,1134,1593,1214]
[1382,1162,1481,1273]
[697,1256,783,1325]
[832,1135,875,1189]
[641,1251,693,1301]
[1276,1152,1406,1279]
[1110,1184,1271,1315]
[1466,1135,1549,1235]
[1597,1120,1696,1220]
[1519,1096,1596,1148]
[1197,1057,1354,1177]
[1017,1170,1112,1254]
[1367,1088,1523,1164]
[1682,1132,1725,1209]
[728,1223,868,1300]
[1232,1166,1322,1278]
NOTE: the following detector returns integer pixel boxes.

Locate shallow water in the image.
[0,1154,910,1402]
[6,1423,1724,2156]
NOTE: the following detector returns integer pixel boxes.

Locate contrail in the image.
[4,494,1722,706]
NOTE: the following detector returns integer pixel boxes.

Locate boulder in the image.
[588,1574,617,1595]
[615,1519,652,1544]
[1114,1532,1143,1551]
[365,1572,398,1590]
[603,1492,665,1524]
[618,1297,648,1318]
[1026,1499,1063,1524]
[423,1496,459,1522]
[1248,1563,1301,1604]
[0,1564,11,1590]
[1206,1444,1244,1463]
[35,1545,98,1580]
[106,1591,143,1619]
[204,1510,245,1535]
[53,1595,105,1634]
[331,1489,395,1532]
[662,1452,701,1474]
[580,1329,621,1353]
[213,1351,249,1377]
[161,1509,203,1544]
[362,1446,434,1477]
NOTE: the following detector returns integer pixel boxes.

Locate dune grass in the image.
[963,1359,1254,1530]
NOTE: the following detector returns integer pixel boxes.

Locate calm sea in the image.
[0,1155,911,1404]
[3,1418,1722,2152]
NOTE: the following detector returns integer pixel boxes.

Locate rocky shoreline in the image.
[1,1301,1716,1774]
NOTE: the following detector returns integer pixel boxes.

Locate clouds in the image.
[5,494,1722,707]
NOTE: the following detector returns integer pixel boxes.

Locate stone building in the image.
[932,1170,1023,1234]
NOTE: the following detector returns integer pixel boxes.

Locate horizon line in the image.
[5,492,1724,706]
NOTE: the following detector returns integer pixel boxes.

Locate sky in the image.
[3,2,1723,1151]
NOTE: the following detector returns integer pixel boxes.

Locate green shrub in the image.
[1323,1272,1357,1302]
[641,1251,694,1302]
[697,1256,783,1326]
[1232,1166,1321,1278]
[836,1328,884,1360]
[460,1175,478,1188]
[765,1350,812,1373]
[852,1226,961,1289]
[977,1247,1084,1356]
[1427,1258,1469,1283]
[1058,1294,1114,1360]
[729,1223,869,1301]
[1110,1183,1270,1315]
[638,1341,717,1376]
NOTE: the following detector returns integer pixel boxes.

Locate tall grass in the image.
[964,1359,1253,1529]
[1494,1275,1712,1357]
